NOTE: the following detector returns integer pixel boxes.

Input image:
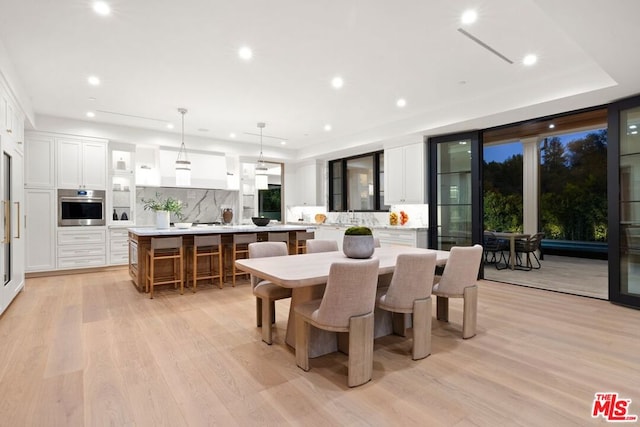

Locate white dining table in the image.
[236,246,449,357]
[492,232,530,269]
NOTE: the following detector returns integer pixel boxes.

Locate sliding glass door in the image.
[610,95,640,308]
[428,131,483,251]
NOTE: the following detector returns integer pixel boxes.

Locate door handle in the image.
[14,201,20,239]
[2,200,9,244]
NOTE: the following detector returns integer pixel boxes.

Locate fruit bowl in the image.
[251,217,271,226]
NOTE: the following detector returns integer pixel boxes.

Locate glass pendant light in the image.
[255,122,269,190]
[175,108,191,186]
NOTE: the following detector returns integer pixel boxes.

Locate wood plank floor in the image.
[1,268,639,426]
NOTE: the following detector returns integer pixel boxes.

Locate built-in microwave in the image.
[58,189,106,226]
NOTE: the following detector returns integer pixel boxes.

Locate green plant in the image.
[344,226,372,236]
[141,193,184,219]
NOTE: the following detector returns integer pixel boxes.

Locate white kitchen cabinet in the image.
[294,161,323,206]
[57,228,106,269]
[109,144,135,225]
[25,133,55,188]
[108,227,129,265]
[315,225,346,250]
[56,137,107,189]
[384,142,425,204]
[373,228,427,248]
[25,189,56,272]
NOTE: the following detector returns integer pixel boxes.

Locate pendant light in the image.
[255,122,269,190]
[175,108,191,186]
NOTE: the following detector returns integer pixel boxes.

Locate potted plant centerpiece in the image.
[142,193,184,229]
[343,226,375,259]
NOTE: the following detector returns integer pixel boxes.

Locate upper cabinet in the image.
[56,138,107,189]
[290,161,324,206]
[25,134,55,188]
[109,143,136,225]
[1,83,24,150]
[384,142,425,204]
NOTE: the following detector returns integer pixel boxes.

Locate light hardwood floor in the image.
[1,269,639,426]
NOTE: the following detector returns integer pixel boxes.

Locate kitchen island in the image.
[128,224,314,291]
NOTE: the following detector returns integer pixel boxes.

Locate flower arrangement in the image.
[141,193,184,219]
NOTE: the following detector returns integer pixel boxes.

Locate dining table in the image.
[235,245,449,357]
[492,232,530,270]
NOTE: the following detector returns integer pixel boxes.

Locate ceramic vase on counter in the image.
[156,210,170,229]
[222,208,233,224]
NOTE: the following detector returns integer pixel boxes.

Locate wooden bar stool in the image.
[145,236,184,299]
[229,233,257,286]
[295,231,315,254]
[268,231,290,253]
[191,235,223,292]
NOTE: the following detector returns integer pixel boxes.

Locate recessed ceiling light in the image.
[461,10,477,25]
[324,124,332,131]
[630,125,638,130]
[523,54,538,66]
[86,111,96,118]
[549,123,555,129]
[331,76,344,89]
[92,1,111,16]
[632,131,639,135]
[88,75,100,86]
[167,123,174,129]
[229,132,236,138]
[88,97,96,101]
[280,141,286,145]
[238,46,253,61]
[396,98,407,108]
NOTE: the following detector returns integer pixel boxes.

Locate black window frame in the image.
[328,150,387,212]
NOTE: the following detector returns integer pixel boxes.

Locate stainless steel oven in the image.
[58,189,105,226]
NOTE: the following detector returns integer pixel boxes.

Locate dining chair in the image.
[376,252,437,360]
[248,242,291,344]
[295,258,380,387]
[432,244,483,339]
[483,231,508,270]
[514,232,545,270]
[306,239,338,253]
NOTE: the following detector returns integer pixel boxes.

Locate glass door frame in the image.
[608,93,640,308]
[427,131,484,271]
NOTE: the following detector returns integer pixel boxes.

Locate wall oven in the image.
[58,189,105,226]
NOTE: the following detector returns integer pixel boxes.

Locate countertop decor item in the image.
[343,226,374,259]
[142,193,184,229]
[252,216,271,226]
[314,213,327,224]
[222,208,233,224]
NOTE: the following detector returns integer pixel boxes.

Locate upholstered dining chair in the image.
[376,252,437,360]
[432,244,483,339]
[248,242,291,344]
[306,239,338,253]
[295,258,380,387]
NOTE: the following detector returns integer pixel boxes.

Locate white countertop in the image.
[129,224,314,236]
[288,222,427,231]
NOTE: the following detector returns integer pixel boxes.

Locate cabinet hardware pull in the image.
[14,202,20,238]
[1,200,9,244]
[6,129,12,133]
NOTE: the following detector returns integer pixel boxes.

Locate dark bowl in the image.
[251,217,271,226]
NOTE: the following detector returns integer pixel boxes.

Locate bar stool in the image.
[295,231,315,254]
[191,235,223,292]
[229,233,257,286]
[146,236,184,299]
[268,231,290,253]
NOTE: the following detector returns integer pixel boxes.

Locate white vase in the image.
[156,210,170,229]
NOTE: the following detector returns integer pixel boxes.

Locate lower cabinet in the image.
[25,189,56,272]
[374,228,427,248]
[57,228,106,269]
[108,227,129,265]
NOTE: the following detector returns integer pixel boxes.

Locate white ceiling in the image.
[1,0,639,160]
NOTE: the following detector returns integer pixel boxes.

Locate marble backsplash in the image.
[136,187,238,226]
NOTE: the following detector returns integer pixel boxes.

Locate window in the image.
[329,151,387,211]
